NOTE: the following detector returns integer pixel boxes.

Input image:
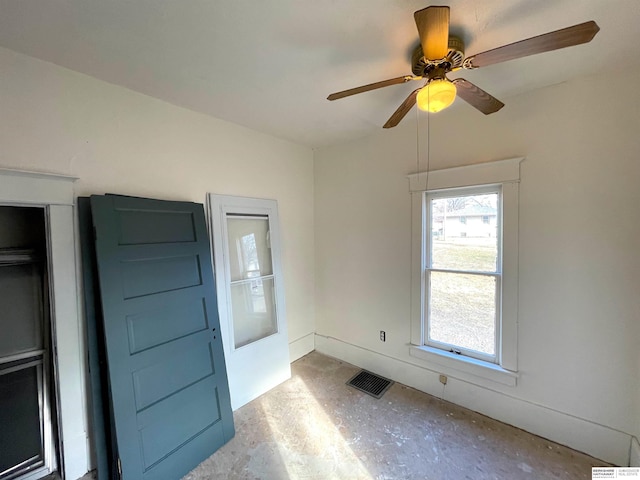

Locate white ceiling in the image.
[0,0,638,148]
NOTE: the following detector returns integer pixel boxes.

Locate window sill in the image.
[410,345,518,387]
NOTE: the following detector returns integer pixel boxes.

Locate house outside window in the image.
[407,158,522,386]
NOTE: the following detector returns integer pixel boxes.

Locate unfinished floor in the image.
[183,351,606,480]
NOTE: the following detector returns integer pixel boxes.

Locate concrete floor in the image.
[183,351,607,480]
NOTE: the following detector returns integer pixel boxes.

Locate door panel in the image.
[115,210,196,245]
[120,254,203,299]
[125,292,207,354]
[131,334,215,410]
[90,195,234,480]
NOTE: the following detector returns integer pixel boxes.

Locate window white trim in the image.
[409,345,517,386]
[407,157,523,193]
[408,157,523,382]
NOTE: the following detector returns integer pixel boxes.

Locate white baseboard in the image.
[630,437,640,466]
[315,334,630,466]
[289,332,315,363]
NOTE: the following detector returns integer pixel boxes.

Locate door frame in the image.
[0,212,57,480]
[0,169,87,480]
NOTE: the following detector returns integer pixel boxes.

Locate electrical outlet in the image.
[439,374,447,385]
[380,330,386,342]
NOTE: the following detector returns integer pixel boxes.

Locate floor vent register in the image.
[346,370,393,399]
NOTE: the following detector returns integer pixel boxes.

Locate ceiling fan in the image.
[327,6,599,128]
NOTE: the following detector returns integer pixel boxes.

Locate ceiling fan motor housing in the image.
[412,35,465,76]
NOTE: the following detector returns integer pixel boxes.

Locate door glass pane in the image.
[0,263,43,357]
[0,363,43,476]
[227,217,273,282]
[430,193,498,272]
[428,272,496,356]
[231,278,277,348]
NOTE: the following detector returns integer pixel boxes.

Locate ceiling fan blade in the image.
[327,76,419,101]
[383,88,420,128]
[414,6,450,61]
[467,21,600,68]
[453,79,504,115]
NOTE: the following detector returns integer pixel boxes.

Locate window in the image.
[426,187,500,363]
[408,158,522,386]
[226,215,277,348]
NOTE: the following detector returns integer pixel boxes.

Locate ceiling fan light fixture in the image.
[416,79,457,113]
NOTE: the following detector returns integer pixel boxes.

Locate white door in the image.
[207,195,290,410]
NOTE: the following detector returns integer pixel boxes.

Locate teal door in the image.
[90,195,234,480]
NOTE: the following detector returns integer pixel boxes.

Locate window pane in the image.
[0,364,43,474]
[0,263,43,357]
[227,217,273,282]
[428,272,496,356]
[430,193,498,272]
[231,278,277,348]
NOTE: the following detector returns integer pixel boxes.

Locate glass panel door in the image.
[208,194,290,410]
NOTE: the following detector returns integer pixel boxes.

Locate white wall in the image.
[0,46,316,476]
[314,67,640,465]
